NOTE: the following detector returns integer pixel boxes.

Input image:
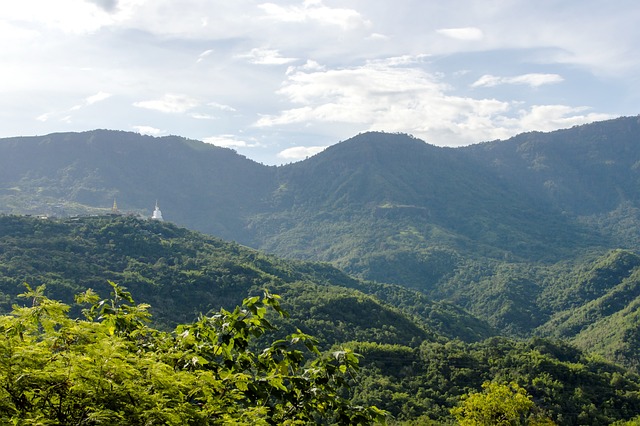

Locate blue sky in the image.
[1,0,638,164]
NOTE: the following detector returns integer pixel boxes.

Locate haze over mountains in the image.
[3,116,640,369]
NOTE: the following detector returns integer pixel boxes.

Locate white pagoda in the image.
[111,198,121,215]
[151,201,163,221]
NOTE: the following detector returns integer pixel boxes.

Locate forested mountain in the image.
[0,130,276,242]
[0,215,490,344]
[264,131,596,262]
[466,117,640,217]
[2,215,640,424]
[2,117,640,374]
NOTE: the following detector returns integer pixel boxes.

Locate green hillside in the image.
[466,116,640,216]
[3,117,640,376]
[2,215,640,423]
[263,131,596,262]
[0,214,491,345]
[535,250,640,369]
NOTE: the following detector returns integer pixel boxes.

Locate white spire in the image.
[152,200,163,221]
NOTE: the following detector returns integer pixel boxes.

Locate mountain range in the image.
[2,116,640,370]
[4,215,640,424]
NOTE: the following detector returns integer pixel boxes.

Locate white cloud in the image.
[133,94,200,113]
[236,48,297,65]
[85,91,112,105]
[86,0,119,13]
[253,56,613,147]
[277,145,327,161]
[472,73,564,88]
[258,0,370,30]
[367,33,389,41]
[436,27,484,41]
[368,54,430,67]
[190,113,218,120]
[133,125,165,136]
[471,75,502,88]
[203,135,260,148]
[0,20,40,46]
[256,107,316,127]
[254,56,512,144]
[2,0,136,34]
[35,91,111,122]
[208,102,236,112]
[196,49,213,63]
[71,91,112,111]
[511,105,612,132]
[36,112,53,122]
[286,60,325,76]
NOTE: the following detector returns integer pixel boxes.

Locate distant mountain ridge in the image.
[3,118,640,252]
[466,117,640,215]
[268,130,599,261]
[0,130,276,241]
[4,116,640,368]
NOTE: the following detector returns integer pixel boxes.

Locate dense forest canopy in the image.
[2,215,640,423]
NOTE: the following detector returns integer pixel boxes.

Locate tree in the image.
[0,282,387,425]
[612,416,640,425]
[451,381,555,426]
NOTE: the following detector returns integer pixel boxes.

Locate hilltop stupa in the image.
[151,201,163,221]
[111,198,120,215]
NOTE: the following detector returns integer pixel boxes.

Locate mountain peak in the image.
[290,132,438,171]
[330,131,432,153]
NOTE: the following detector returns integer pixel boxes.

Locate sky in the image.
[2,0,639,165]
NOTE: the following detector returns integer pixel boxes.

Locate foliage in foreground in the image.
[0,282,387,425]
[451,381,555,425]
